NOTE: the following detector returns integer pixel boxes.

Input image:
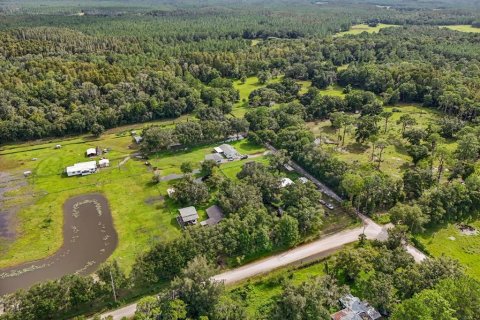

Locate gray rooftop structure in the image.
[200,205,225,226]
[218,144,240,159]
[178,206,199,225]
[205,153,224,164]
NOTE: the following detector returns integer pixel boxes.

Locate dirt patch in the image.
[458,224,478,236]
[0,193,117,296]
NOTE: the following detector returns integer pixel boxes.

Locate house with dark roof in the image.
[331,294,381,320]
[200,205,224,226]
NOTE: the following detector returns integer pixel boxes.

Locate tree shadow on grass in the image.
[345,142,369,154]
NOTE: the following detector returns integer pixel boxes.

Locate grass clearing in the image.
[319,84,345,97]
[307,103,455,178]
[442,25,480,33]
[335,23,397,37]
[416,220,480,281]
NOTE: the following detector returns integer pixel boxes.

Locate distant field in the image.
[417,220,480,281]
[232,76,310,117]
[335,23,397,37]
[442,25,480,33]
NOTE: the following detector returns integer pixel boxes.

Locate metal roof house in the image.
[331,294,381,320]
[217,144,240,160]
[178,206,199,227]
[66,161,97,177]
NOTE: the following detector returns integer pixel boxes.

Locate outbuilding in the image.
[98,159,110,168]
[200,205,225,226]
[178,206,199,227]
[205,153,223,164]
[86,148,97,157]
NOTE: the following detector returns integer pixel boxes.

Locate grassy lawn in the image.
[0,132,266,271]
[416,220,480,280]
[335,23,397,37]
[319,84,345,97]
[442,25,480,33]
[307,103,456,178]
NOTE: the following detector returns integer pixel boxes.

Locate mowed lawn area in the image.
[416,220,480,281]
[335,23,398,37]
[442,25,480,33]
[0,129,265,271]
[308,103,456,178]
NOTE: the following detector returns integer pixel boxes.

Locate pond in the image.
[0,193,117,295]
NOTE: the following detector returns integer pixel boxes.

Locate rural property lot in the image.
[0,130,265,272]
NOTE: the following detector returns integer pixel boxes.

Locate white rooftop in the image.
[66,161,97,173]
[86,148,96,155]
[280,177,294,188]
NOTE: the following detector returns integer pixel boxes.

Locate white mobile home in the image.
[66,161,97,177]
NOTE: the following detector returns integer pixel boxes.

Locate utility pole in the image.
[109,268,117,303]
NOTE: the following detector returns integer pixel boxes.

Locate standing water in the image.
[0,193,117,295]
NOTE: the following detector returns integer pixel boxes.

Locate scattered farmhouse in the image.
[280,177,294,188]
[284,163,294,172]
[331,294,381,320]
[23,171,32,177]
[177,206,199,227]
[86,148,97,157]
[200,205,225,226]
[205,153,224,164]
[214,144,240,160]
[66,161,97,177]
[98,158,110,168]
[54,144,62,149]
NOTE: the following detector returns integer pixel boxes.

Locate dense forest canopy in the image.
[2,1,480,319]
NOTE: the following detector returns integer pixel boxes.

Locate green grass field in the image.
[308,103,456,178]
[335,23,397,37]
[319,85,345,97]
[231,76,312,117]
[0,129,265,271]
[416,220,480,280]
[442,25,480,33]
